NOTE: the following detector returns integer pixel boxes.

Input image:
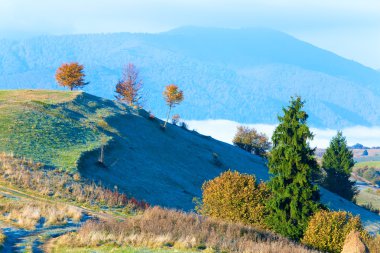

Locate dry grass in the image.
[0,90,80,104]
[0,229,5,247]
[48,207,319,253]
[0,153,148,211]
[0,199,83,230]
[365,235,380,253]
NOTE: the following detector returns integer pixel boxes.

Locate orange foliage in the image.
[115,63,143,106]
[198,170,270,228]
[55,62,88,90]
[163,84,184,107]
[162,84,184,127]
[302,210,368,253]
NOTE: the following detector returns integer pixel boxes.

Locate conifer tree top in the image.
[266,96,320,240]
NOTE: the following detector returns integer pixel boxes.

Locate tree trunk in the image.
[99,145,104,164]
[164,105,172,128]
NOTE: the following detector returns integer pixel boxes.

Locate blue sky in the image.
[0,0,379,69]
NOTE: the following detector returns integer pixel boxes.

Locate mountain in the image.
[1,89,380,234]
[0,27,380,128]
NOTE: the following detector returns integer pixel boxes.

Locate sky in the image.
[0,0,379,69]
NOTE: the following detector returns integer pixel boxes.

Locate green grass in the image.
[355,156,380,163]
[354,161,380,169]
[356,188,380,212]
[0,90,124,171]
[50,246,200,253]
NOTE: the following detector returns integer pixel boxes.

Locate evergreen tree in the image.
[322,131,357,200]
[266,97,320,240]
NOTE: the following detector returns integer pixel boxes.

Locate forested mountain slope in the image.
[1,27,380,128]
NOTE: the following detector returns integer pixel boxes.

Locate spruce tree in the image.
[322,131,357,200]
[266,97,320,240]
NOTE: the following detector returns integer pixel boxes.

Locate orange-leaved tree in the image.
[55,62,89,91]
[163,84,184,128]
[115,63,143,106]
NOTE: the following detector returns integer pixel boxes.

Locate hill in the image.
[0,27,380,128]
[1,89,380,234]
[0,90,269,210]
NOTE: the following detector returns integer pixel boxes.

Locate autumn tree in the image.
[115,63,143,106]
[232,126,271,156]
[55,62,88,90]
[321,131,357,200]
[197,170,270,228]
[266,97,320,240]
[163,84,184,128]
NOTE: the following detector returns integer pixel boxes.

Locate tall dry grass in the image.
[0,153,148,211]
[49,207,319,253]
[0,199,82,229]
[0,229,5,247]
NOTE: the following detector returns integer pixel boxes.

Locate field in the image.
[354,161,380,169]
[356,188,380,211]
[0,90,121,171]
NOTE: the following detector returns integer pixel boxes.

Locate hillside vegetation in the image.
[47,207,319,253]
[0,90,380,235]
[3,90,380,252]
[1,27,380,128]
[0,90,118,170]
[0,89,269,210]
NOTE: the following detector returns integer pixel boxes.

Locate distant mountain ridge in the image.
[0,26,379,128]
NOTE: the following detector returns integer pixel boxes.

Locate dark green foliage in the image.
[322,131,357,200]
[362,149,369,156]
[266,97,320,240]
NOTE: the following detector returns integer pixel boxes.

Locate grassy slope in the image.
[0,89,269,210]
[0,90,119,171]
[1,90,380,234]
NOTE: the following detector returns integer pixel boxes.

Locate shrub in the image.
[197,170,270,228]
[233,126,271,157]
[171,114,181,125]
[211,152,222,167]
[302,210,368,253]
[180,121,188,130]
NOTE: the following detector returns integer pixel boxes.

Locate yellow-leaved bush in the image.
[196,170,270,228]
[302,210,369,253]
